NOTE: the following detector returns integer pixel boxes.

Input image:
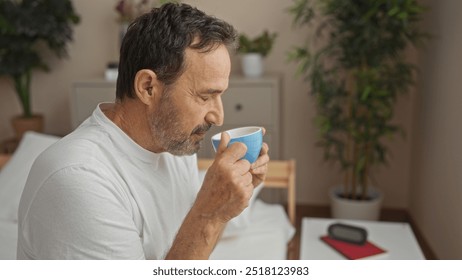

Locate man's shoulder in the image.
[33,129,114,175]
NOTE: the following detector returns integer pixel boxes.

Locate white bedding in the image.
[0,132,294,260]
[211,199,295,260]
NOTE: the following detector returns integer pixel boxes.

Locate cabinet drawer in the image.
[222,85,273,126]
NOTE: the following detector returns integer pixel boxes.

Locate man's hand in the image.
[165,129,269,260]
[195,131,254,223]
[250,127,270,187]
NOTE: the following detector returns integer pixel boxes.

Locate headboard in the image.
[198,158,296,226]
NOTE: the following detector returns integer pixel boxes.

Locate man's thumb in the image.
[217,131,230,154]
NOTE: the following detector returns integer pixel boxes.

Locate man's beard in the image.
[149,93,211,156]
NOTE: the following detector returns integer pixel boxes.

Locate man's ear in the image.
[134,69,161,105]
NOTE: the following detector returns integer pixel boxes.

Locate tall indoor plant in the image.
[237,30,277,77]
[288,0,428,219]
[0,0,80,139]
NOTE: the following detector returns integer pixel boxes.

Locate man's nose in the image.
[206,97,224,126]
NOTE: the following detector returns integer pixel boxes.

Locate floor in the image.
[287,204,437,260]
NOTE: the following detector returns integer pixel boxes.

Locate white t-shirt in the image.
[17,104,201,259]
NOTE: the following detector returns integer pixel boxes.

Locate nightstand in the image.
[300,218,425,259]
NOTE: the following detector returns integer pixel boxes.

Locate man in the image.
[17,3,269,260]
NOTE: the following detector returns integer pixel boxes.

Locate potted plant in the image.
[238,30,277,78]
[288,0,428,220]
[115,0,178,45]
[0,0,80,140]
[115,0,177,23]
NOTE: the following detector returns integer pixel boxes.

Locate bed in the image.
[0,132,295,259]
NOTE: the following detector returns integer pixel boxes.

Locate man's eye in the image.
[200,95,209,101]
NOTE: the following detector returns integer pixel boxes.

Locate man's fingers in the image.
[250,163,268,175]
[234,158,251,175]
[219,141,248,164]
[251,142,269,169]
[262,142,269,153]
[217,131,230,154]
[243,172,253,187]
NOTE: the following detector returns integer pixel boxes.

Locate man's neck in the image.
[100,101,163,153]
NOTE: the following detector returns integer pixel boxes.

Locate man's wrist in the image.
[165,206,226,259]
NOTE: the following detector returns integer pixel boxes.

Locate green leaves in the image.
[238,30,277,57]
[288,0,428,197]
[288,46,312,76]
[0,0,80,117]
[289,0,316,26]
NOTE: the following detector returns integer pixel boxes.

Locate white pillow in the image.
[0,132,60,222]
[197,169,263,238]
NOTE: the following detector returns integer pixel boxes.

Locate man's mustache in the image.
[192,123,211,134]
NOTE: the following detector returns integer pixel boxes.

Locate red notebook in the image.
[320,235,387,260]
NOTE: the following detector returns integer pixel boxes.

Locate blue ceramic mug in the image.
[211,126,263,163]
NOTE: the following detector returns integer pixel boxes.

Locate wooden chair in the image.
[198,158,296,226]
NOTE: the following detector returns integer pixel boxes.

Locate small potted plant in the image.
[115,0,177,23]
[237,30,277,78]
[288,0,429,220]
[0,0,80,140]
[115,0,178,45]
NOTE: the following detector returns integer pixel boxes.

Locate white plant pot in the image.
[329,186,383,221]
[241,53,263,78]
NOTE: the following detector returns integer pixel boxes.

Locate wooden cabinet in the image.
[70,80,117,129]
[71,75,282,159]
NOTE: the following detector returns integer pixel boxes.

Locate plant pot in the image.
[241,53,263,78]
[11,114,44,140]
[329,186,383,221]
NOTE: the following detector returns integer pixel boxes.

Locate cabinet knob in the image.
[235,103,243,111]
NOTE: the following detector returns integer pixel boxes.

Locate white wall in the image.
[0,0,417,209]
[410,0,462,259]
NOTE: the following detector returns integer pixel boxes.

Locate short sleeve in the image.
[19,165,145,260]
